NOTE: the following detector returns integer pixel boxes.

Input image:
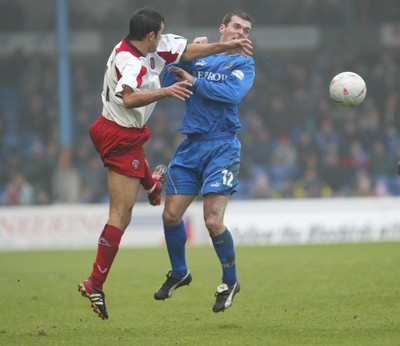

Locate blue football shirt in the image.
[162,53,255,135]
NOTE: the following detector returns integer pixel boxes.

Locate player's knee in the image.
[162,209,180,226]
[204,216,223,236]
[109,208,132,231]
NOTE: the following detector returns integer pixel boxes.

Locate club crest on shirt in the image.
[225,63,232,69]
[132,159,140,170]
[150,57,155,69]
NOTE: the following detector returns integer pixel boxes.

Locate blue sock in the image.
[164,220,188,279]
[211,228,237,286]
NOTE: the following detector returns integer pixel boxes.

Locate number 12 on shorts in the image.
[222,169,234,187]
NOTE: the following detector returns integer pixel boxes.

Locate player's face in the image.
[219,16,252,42]
[149,22,164,52]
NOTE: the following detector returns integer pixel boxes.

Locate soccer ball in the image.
[329,72,367,108]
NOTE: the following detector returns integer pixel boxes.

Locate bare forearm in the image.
[122,88,167,109]
[121,81,193,108]
[182,38,253,60]
[182,42,229,61]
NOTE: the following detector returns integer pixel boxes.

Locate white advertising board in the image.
[0,204,164,250]
[223,198,400,245]
[1,198,400,251]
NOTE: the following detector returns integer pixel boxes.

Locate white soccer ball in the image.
[329,71,367,108]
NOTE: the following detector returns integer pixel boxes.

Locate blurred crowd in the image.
[1,0,399,31]
[0,0,400,205]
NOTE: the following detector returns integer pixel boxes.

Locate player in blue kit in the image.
[154,11,254,312]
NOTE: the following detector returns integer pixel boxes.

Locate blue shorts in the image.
[166,133,241,196]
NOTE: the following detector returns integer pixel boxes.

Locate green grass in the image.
[0,242,399,345]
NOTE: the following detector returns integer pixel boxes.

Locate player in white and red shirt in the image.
[78,8,253,320]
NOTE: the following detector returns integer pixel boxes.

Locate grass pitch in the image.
[0,242,399,345]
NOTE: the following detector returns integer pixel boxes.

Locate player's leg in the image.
[94,169,140,285]
[140,160,167,206]
[163,193,196,278]
[79,170,140,319]
[204,193,238,286]
[154,194,196,300]
[154,139,203,300]
[201,136,241,312]
[108,169,141,229]
[203,193,241,313]
[80,118,148,319]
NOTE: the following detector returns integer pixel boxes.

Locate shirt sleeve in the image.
[157,34,188,65]
[115,52,145,96]
[192,57,255,104]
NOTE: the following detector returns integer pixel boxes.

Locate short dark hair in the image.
[222,11,254,26]
[129,8,164,40]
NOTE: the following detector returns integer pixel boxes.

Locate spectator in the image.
[52,149,81,203]
[3,172,34,205]
[269,134,298,188]
[370,140,392,175]
[293,167,332,198]
[249,171,275,199]
[354,172,374,197]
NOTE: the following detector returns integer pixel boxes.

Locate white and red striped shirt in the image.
[101,34,187,128]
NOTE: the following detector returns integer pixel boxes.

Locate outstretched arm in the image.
[182,38,253,61]
[121,81,193,109]
[168,58,255,103]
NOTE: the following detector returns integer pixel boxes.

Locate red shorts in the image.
[89,115,151,178]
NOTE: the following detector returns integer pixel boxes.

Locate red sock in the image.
[91,224,123,290]
[140,160,156,191]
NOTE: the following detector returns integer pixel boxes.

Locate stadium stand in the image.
[0,0,399,204]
